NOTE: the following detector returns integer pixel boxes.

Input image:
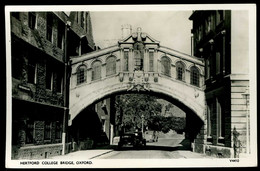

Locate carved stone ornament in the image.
[127,71,150,92]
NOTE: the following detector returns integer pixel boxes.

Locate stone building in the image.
[189,10,250,157]
[69,26,205,151]
[10,11,95,159]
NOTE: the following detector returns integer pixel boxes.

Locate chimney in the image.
[121,24,132,39]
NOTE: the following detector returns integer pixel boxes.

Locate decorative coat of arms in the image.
[127,71,150,91]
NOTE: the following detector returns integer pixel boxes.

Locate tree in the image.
[114,93,162,133]
[164,103,174,116]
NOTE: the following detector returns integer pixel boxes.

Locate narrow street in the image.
[47,132,213,160]
[94,137,209,159]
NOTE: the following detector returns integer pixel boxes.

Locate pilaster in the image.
[101,63,106,78]
[87,68,92,83]
[143,48,148,72]
[129,48,134,72]
[154,49,159,73]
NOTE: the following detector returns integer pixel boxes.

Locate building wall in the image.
[190,10,250,158]
[10,11,95,159]
[230,11,249,155]
[231,11,249,74]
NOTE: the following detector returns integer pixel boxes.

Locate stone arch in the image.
[69,76,205,126]
[187,63,202,74]
[105,54,117,62]
[90,58,104,67]
[159,54,173,63]
[72,62,88,74]
[174,59,188,69]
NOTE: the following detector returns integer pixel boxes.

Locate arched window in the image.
[190,66,200,87]
[92,60,102,81]
[161,56,171,76]
[77,65,87,85]
[176,61,185,81]
[106,56,116,76]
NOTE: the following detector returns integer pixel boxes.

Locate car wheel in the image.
[118,142,122,150]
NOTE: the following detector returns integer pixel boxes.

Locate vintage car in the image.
[118,131,146,149]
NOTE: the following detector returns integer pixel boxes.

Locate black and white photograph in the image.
[5,4,257,168]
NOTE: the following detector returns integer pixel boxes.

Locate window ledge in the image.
[44,140,51,143]
[217,143,225,146]
[218,136,225,144]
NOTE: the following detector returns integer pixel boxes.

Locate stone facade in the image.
[10,11,95,159]
[190,10,250,158]
[69,28,206,149]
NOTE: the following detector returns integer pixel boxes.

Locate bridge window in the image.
[106,56,116,76]
[176,61,185,81]
[149,51,154,72]
[77,65,87,85]
[190,66,200,87]
[161,56,171,76]
[92,61,102,81]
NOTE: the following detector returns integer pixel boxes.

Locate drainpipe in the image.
[62,20,71,155]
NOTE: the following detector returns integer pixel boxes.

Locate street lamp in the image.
[141,114,144,136]
[242,86,250,155]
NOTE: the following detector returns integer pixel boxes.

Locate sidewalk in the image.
[172,150,215,159]
[46,149,113,160]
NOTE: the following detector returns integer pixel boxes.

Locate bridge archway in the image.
[69,28,206,151]
[69,75,205,126]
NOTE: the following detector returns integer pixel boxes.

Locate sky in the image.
[90,11,192,55]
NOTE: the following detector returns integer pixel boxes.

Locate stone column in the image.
[116,59,120,74]
[87,68,92,83]
[186,69,191,84]
[129,48,134,72]
[101,63,106,79]
[143,48,148,72]
[172,64,176,80]
[154,49,159,73]
[200,70,204,88]
[120,48,123,72]
[171,63,175,78]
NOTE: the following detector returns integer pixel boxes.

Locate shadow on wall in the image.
[185,111,204,143]
[69,106,109,151]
